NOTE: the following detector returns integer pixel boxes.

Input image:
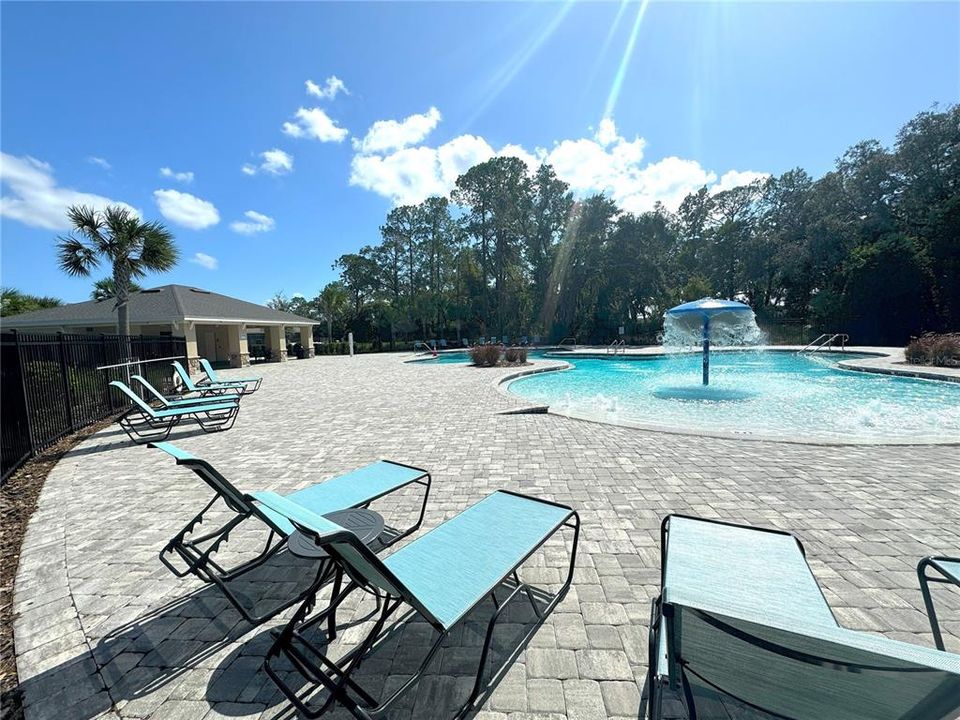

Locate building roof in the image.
[1,285,317,328]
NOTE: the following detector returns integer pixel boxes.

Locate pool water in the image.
[505,351,960,443]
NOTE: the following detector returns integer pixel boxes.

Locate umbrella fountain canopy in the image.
[664,298,755,385]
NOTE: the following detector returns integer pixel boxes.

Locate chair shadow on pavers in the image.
[210,585,555,720]
[14,548,334,720]
[58,426,215,460]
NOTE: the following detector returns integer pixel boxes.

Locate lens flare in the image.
[603,0,651,121]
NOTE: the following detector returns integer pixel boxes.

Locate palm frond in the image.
[138,223,179,272]
[56,236,99,277]
[66,205,106,245]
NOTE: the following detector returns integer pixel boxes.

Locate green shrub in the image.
[504,346,527,364]
[470,345,501,367]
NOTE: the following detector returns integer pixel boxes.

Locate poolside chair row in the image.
[108,360,263,444]
[150,442,960,720]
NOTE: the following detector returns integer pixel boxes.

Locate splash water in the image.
[659,299,766,396]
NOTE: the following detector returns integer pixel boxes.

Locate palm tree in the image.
[91,277,143,301]
[317,281,348,341]
[0,288,62,317]
[57,205,178,335]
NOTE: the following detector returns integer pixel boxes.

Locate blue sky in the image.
[2,1,957,305]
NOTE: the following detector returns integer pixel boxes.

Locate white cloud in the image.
[306,76,348,101]
[159,166,194,183]
[0,153,138,230]
[242,149,294,176]
[594,118,619,147]
[351,134,497,206]
[230,210,275,235]
[189,252,218,270]
[282,107,349,142]
[349,114,767,212]
[713,169,770,194]
[153,189,219,229]
[353,107,441,154]
[87,156,112,170]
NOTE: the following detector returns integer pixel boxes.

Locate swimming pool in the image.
[504,351,960,444]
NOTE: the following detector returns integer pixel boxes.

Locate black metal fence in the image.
[1,331,187,482]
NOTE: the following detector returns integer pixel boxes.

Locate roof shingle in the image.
[1,285,317,328]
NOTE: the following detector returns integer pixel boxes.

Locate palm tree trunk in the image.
[114,268,132,360]
[326,317,332,342]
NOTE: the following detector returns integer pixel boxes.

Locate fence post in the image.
[57,332,76,430]
[12,330,37,455]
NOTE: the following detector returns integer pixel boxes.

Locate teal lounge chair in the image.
[172,361,244,397]
[199,358,262,394]
[919,556,960,651]
[109,380,239,444]
[151,442,431,625]
[253,489,580,719]
[647,515,960,720]
[131,374,237,408]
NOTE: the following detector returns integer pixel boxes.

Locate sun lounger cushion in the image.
[663,516,836,627]
[251,461,427,536]
[383,491,571,629]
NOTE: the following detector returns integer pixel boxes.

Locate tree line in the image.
[272,105,955,348]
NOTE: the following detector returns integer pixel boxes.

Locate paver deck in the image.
[12,353,960,720]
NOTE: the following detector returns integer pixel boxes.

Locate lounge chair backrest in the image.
[110,380,158,416]
[172,361,200,391]
[151,442,248,511]
[131,375,171,406]
[664,600,960,720]
[199,358,221,383]
[250,490,435,621]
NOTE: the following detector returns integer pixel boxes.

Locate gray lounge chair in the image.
[151,442,431,625]
[919,556,960,651]
[647,515,960,720]
[109,380,239,443]
[253,489,580,719]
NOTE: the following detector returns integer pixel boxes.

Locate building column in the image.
[300,325,315,358]
[183,322,200,374]
[226,324,250,368]
[267,325,286,362]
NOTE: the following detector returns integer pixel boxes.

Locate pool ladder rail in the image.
[799,333,849,354]
[607,339,626,355]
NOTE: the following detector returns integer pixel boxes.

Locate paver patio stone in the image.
[10,352,960,720]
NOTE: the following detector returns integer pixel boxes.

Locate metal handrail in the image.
[557,336,577,350]
[800,333,849,354]
[606,339,626,355]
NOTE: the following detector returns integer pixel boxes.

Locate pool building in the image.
[1,284,318,370]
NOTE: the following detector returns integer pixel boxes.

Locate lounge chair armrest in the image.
[149,441,195,462]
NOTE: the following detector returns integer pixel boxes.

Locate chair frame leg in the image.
[264,513,580,719]
[917,557,956,651]
[159,492,321,625]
